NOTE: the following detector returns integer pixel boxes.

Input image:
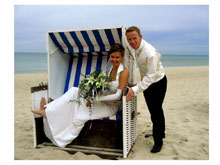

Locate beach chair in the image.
[31,26,137,158]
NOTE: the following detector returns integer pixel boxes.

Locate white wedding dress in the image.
[43,64,124,148]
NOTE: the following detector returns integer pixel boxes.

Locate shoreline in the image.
[14,65,209,75]
[14,66,209,160]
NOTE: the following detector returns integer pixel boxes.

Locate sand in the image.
[14,66,209,160]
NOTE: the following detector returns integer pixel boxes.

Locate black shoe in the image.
[145,134,153,138]
[151,141,163,153]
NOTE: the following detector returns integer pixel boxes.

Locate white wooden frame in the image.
[31,26,137,158]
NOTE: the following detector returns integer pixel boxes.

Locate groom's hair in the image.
[126,26,141,36]
[109,43,125,57]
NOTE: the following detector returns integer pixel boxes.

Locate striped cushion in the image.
[64,52,109,92]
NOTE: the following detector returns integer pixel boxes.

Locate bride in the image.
[31,43,129,148]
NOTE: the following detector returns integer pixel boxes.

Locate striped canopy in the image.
[48,26,123,55]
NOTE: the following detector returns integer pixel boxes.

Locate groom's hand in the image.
[126,87,134,102]
[86,101,91,107]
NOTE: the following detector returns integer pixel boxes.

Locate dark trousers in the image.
[143,75,167,143]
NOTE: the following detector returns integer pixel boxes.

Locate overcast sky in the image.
[14,5,209,55]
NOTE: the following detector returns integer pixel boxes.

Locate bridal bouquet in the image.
[78,70,109,104]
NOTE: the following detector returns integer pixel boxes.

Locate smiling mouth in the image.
[112,62,119,65]
[131,44,136,48]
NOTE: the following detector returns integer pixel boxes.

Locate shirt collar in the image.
[135,39,144,57]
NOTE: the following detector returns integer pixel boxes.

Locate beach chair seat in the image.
[31,26,137,158]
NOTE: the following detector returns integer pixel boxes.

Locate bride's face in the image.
[110,51,123,68]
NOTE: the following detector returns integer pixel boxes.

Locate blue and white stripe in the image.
[64,52,109,93]
[49,27,122,54]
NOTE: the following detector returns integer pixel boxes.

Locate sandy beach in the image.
[14,66,209,160]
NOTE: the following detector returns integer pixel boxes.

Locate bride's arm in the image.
[99,68,129,101]
[99,89,122,101]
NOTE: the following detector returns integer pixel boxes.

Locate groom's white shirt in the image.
[132,39,165,94]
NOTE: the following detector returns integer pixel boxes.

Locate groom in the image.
[126,26,167,153]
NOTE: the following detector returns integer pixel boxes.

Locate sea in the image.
[14,52,209,74]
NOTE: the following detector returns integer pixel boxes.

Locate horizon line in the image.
[14,52,209,56]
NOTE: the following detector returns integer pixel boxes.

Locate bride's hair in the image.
[109,43,125,57]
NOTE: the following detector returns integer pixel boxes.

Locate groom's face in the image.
[126,30,142,50]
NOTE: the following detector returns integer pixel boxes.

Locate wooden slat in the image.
[68,145,122,153]
[38,142,123,157]
[30,84,48,93]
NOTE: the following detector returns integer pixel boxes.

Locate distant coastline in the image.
[14,52,209,74]
[14,52,209,56]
